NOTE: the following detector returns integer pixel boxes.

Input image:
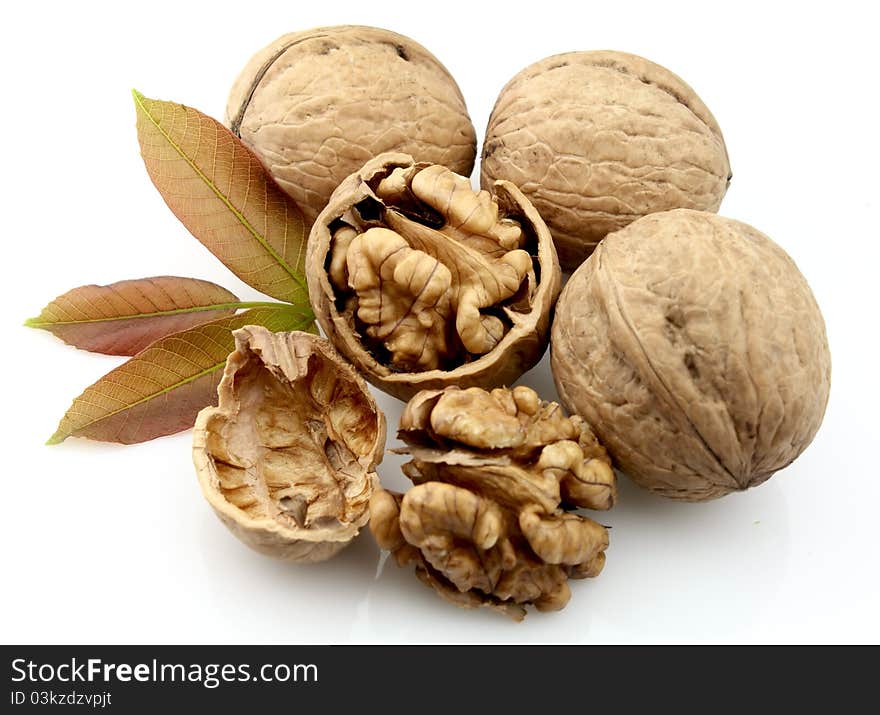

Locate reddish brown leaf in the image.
[26,276,242,355]
[47,305,314,445]
[133,91,309,305]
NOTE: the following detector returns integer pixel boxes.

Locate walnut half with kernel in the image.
[370,385,616,620]
[307,153,562,401]
[192,326,385,562]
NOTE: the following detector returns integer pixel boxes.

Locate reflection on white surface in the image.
[344,353,794,642]
[7,280,869,644]
[7,321,868,645]
[598,475,791,640]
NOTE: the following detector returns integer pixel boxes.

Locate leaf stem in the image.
[25,301,312,327]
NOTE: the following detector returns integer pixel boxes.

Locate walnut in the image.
[226,25,476,226]
[551,209,831,501]
[192,326,385,562]
[481,51,731,270]
[308,153,561,400]
[370,386,616,620]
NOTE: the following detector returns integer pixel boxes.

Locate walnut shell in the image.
[226,25,476,226]
[481,51,731,270]
[192,326,385,562]
[551,209,831,501]
[370,386,616,620]
[308,153,562,401]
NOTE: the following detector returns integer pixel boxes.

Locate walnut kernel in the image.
[370,386,616,620]
[308,153,561,400]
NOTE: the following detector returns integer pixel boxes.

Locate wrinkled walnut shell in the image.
[481,50,731,270]
[551,209,831,501]
[370,385,616,620]
[193,326,385,562]
[308,153,562,401]
[226,25,476,227]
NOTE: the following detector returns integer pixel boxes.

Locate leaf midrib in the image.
[26,301,302,327]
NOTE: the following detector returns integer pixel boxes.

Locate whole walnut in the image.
[551,209,831,501]
[226,25,476,226]
[371,386,616,620]
[481,51,731,270]
[193,326,385,562]
[308,153,561,401]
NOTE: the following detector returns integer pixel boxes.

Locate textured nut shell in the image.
[481,51,730,270]
[308,153,562,401]
[193,327,385,561]
[226,25,476,226]
[551,209,831,501]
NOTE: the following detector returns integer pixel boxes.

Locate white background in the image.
[1,0,878,644]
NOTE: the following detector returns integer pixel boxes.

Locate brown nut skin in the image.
[370,385,616,620]
[308,153,562,401]
[226,25,476,227]
[551,209,831,501]
[193,326,386,562]
[481,50,731,271]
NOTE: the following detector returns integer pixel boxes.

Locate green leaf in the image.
[132,90,310,306]
[25,276,243,356]
[47,305,315,445]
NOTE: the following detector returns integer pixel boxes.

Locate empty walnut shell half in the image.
[370,385,616,620]
[307,153,562,401]
[192,326,385,562]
